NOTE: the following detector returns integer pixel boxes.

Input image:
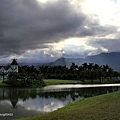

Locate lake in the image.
[0,84,120,120]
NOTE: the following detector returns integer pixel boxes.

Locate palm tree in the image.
[88,63,94,71]
[102,64,109,73]
[107,68,113,79]
[82,62,88,70]
[94,64,99,70]
[70,63,76,71]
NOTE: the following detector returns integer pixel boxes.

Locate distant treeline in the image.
[6,62,119,87]
[39,63,120,82]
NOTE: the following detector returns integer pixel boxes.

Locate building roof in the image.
[0,66,10,70]
[10,59,18,65]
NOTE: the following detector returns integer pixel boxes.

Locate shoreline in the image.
[19,91,120,120]
[0,78,120,88]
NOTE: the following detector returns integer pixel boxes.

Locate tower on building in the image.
[10,59,18,72]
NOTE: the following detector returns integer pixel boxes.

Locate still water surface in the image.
[0,84,120,120]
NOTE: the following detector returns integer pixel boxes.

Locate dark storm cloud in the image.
[0,0,87,55]
[88,38,120,53]
[76,19,118,37]
[101,39,120,52]
[0,0,119,57]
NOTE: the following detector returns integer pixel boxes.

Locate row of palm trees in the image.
[39,62,119,82]
[6,62,119,85]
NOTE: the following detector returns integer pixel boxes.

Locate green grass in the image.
[44,79,82,85]
[83,78,115,84]
[19,92,120,120]
[0,78,116,87]
[0,79,11,87]
[44,78,116,85]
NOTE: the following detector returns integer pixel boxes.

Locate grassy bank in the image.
[44,78,116,85]
[0,78,117,87]
[44,79,82,85]
[20,92,120,120]
[0,80,11,87]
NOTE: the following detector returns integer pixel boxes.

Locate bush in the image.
[5,72,45,87]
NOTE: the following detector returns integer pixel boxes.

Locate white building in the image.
[0,59,18,79]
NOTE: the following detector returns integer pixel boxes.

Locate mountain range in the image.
[49,52,120,71]
[13,52,120,71]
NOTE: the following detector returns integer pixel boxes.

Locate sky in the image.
[0,0,120,63]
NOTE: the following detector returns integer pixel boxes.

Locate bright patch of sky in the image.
[82,0,120,26]
[37,0,58,4]
[46,0,120,58]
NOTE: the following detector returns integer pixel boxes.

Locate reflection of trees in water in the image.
[38,86,120,100]
[0,86,119,108]
[30,91,37,99]
[9,89,18,108]
[17,89,30,101]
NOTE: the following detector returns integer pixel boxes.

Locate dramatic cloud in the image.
[0,0,86,54]
[0,0,120,63]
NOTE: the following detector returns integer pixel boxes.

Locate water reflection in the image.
[0,85,120,120]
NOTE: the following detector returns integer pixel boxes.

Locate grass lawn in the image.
[20,91,120,120]
[44,79,82,85]
[44,78,116,85]
[0,78,116,87]
[0,79,11,87]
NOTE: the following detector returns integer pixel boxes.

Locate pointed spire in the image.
[10,59,18,65]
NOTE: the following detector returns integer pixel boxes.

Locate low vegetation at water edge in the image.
[2,72,46,87]
[0,78,118,88]
[0,80,11,87]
